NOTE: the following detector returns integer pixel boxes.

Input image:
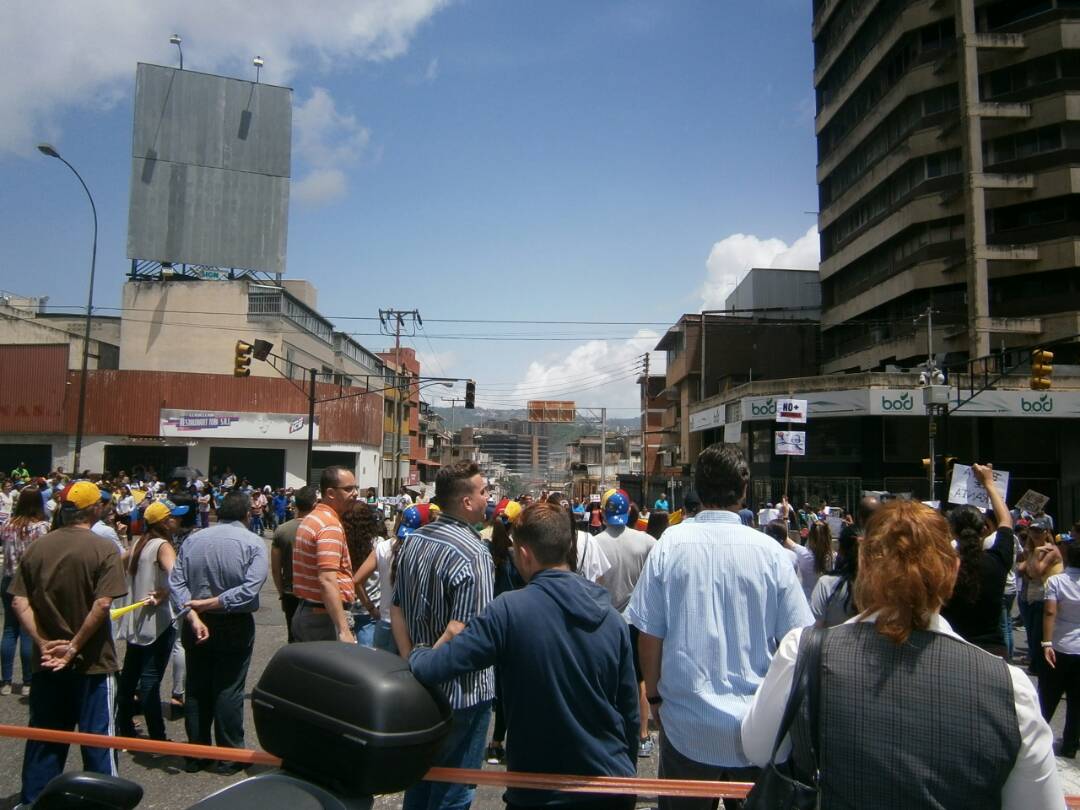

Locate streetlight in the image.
[169,34,183,70]
[38,143,97,475]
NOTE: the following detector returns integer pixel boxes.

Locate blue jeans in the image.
[249,515,263,534]
[1002,593,1016,661]
[373,620,397,655]
[116,626,176,740]
[403,700,492,810]
[352,611,376,647]
[1,574,31,684]
[22,670,118,803]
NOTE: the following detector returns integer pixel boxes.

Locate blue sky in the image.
[0,0,819,411]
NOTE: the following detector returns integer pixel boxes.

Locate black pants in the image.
[658,730,759,810]
[281,593,299,644]
[1039,649,1080,749]
[181,613,254,751]
[116,626,176,740]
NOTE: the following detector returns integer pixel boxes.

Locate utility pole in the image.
[306,367,317,484]
[926,306,935,500]
[379,309,422,496]
[600,407,607,492]
[641,352,650,505]
[442,397,465,431]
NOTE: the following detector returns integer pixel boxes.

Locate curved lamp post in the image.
[38,143,97,475]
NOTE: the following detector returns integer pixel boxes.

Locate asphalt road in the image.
[0,539,1075,808]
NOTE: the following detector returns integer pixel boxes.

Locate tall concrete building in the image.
[814,1,1080,373]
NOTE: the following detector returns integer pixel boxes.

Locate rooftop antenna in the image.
[253,55,264,83]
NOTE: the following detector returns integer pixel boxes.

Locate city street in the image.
[0,545,1074,808]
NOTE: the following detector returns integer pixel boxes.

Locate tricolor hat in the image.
[144,499,190,525]
[398,503,434,539]
[494,498,522,526]
[602,488,631,526]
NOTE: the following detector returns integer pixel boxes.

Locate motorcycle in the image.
[32,642,452,810]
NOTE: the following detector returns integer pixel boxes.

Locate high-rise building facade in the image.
[814,1,1080,373]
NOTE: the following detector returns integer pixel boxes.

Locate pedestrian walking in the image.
[1040,537,1080,758]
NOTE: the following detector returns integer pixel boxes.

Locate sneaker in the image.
[0,683,11,696]
[638,736,654,758]
[19,684,29,697]
[485,744,505,765]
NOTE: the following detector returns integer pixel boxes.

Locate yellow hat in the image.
[144,499,189,525]
[64,481,103,510]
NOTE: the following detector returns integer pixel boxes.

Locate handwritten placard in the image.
[947,464,1009,509]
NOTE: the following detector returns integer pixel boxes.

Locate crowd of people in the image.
[0,447,1075,808]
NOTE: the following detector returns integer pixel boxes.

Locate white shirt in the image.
[789,543,817,600]
[1046,568,1080,656]
[741,613,1063,810]
[374,538,395,620]
[92,521,125,554]
[575,530,612,585]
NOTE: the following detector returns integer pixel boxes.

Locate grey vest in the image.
[793,622,1020,810]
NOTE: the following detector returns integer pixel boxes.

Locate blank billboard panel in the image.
[127,63,292,274]
[527,400,576,423]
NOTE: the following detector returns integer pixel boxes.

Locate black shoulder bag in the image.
[743,625,825,810]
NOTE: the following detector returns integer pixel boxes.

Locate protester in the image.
[1040,537,1080,758]
[169,491,267,773]
[291,466,358,643]
[645,511,669,541]
[115,500,183,741]
[742,500,1061,809]
[941,464,1014,656]
[341,500,382,647]
[11,482,128,804]
[0,485,48,695]
[270,484,317,644]
[628,444,812,810]
[653,492,670,512]
[1021,516,1063,677]
[410,502,639,810]
[595,488,658,758]
[805,521,835,583]
[393,460,494,810]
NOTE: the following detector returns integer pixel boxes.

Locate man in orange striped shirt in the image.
[291,466,359,643]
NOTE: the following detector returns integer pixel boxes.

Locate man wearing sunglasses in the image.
[291,466,359,644]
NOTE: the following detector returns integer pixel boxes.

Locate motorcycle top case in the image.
[252,642,452,796]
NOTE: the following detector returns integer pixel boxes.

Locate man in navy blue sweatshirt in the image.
[410,501,639,810]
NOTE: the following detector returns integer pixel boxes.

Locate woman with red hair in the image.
[742,500,1061,809]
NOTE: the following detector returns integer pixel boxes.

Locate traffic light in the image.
[234,340,253,377]
[1031,348,1054,390]
[465,379,476,409]
[252,339,273,361]
[943,456,958,480]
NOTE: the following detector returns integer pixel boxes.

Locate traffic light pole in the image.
[306,366,317,485]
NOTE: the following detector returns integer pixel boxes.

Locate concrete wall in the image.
[0,301,118,371]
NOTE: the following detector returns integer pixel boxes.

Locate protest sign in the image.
[774,431,806,456]
[1015,489,1050,515]
[947,464,1009,510]
[776,398,808,424]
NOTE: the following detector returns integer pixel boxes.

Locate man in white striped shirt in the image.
[628,443,813,810]
[393,461,494,810]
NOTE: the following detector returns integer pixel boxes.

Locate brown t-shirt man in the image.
[10,525,128,674]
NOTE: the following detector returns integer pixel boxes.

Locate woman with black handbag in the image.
[741,500,1062,810]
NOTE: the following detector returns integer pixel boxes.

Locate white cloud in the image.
[492,330,663,412]
[292,87,371,205]
[700,226,819,310]
[292,168,347,205]
[413,347,457,378]
[0,0,448,156]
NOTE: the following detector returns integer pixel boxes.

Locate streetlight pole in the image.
[39,144,97,475]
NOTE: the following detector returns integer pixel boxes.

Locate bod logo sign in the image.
[750,399,776,417]
[880,392,913,412]
[1021,394,1053,414]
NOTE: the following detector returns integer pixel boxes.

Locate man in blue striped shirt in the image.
[628,443,812,810]
[392,461,494,810]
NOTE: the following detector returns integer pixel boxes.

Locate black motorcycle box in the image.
[252,642,452,796]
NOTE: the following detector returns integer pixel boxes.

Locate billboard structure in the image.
[127,63,292,275]
[528,400,576,423]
